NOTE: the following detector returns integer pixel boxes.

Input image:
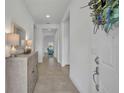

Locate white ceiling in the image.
[23,0,71,24]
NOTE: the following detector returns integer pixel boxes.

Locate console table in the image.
[6,52,38,93]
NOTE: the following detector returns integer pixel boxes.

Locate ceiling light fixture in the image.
[46,14,51,18]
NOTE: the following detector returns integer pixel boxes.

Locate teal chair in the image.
[47,47,54,57]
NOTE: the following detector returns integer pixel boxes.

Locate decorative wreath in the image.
[82,0,119,33]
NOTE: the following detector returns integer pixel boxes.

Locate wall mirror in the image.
[5,23,26,57]
[13,23,26,47]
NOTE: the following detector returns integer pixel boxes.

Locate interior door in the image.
[91,27,119,93]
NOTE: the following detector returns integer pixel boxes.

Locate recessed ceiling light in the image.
[46,14,51,18]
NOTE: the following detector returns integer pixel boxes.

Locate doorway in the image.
[61,10,70,75]
[43,35,55,57]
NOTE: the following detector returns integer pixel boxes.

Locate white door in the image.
[91,27,119,93]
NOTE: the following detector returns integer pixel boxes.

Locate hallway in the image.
[33,56,79,93]
[5,0,119,93]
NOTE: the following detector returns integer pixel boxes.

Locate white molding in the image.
[69,75,83,93]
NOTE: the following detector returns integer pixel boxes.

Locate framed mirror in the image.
[13,23,26,47]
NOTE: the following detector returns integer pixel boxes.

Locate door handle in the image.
[93,72,97,85]
[93,67,99,91]
[95,56,99,65]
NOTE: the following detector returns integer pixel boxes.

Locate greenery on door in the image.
[81,0,119,33]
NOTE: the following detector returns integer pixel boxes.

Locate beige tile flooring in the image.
[33,56,79,93]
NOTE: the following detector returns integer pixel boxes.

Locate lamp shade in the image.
[25,40,32,47]
[6,33,20,45]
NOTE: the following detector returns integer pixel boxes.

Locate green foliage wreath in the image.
[88,0,119,33]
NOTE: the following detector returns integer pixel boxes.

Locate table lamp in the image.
[24,40,32,54]
[6,33,19,57]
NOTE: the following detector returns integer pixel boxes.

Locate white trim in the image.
[69,75,83,93]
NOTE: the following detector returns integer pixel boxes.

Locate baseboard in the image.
[69,75,83,93]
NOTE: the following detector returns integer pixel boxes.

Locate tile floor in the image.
[33,56,79,93]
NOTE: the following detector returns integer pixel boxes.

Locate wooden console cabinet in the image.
[6,52,38,93]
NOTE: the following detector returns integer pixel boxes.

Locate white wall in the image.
[5,0,34,48]
[59,5,70,66]
[35,28,44,63]
[58,24,63,64]
[54,31,58,58]
[69,0,93,93]
[64,19,70,65]
[60,19,70,66]
[60,22,65,66]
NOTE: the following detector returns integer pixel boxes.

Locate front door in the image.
[91,27,119,93]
